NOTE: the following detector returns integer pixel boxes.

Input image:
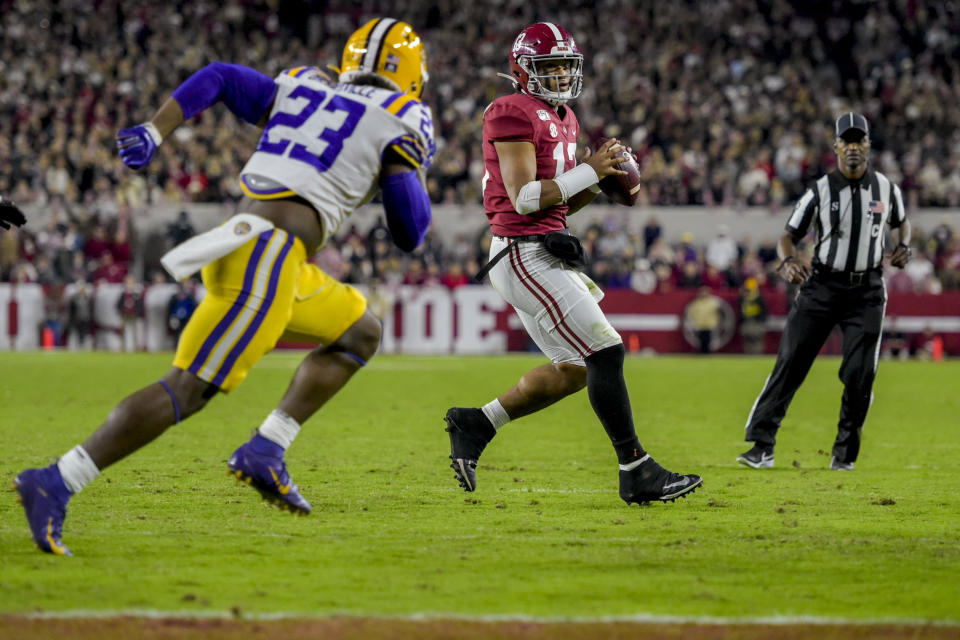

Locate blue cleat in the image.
[228,435,311,515]
[14,466,73,556]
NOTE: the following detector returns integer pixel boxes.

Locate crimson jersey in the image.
[481,93,580,236]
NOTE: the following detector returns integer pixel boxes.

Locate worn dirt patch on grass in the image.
[2,616,958,640]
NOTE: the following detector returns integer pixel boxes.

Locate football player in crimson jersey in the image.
[445,22,702,505]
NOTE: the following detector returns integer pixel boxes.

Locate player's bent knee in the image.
[329,311,381,363]
[162,368,217,421]
[555,362,587,394]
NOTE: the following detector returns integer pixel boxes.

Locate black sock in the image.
[585,343,646,464]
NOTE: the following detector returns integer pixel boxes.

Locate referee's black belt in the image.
[812,265,881,286]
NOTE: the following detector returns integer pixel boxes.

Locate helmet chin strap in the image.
[534,80,571,106]
[496,71,519,89]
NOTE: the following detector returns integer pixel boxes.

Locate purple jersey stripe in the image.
[380,92,402,109]
[385,134,425,165]
[188,230,272,378]
[212,233,294,387]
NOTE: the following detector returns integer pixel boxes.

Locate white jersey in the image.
[240,67,435,246]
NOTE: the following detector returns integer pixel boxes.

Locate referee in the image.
[738,113,912,471]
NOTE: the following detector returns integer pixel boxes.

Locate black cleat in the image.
[444,407,495,492]
[737,444,775,469]
[619,455,702,505]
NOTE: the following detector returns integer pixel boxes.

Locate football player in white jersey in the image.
[15,18,433,555]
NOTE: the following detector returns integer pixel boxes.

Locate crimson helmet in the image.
[509,22,583,105]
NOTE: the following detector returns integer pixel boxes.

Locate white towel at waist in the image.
[160,213,275,281]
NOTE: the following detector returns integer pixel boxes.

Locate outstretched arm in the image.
[117,63,278,170]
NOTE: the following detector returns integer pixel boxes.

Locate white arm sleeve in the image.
[514,163,600,214]
[553,163,599,202]
[515,180,542,215]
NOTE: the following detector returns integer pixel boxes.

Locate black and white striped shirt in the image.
[786,169,906,273]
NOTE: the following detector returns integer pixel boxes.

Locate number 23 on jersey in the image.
[257,86,366,173]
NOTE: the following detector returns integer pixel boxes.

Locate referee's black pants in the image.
[744,270,886,463]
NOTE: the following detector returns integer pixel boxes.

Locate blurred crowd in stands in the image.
[5,201,957,298]
[334,211,960,296]
[2,0,960,298]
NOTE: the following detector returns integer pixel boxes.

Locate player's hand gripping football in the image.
[0,197,27,230]
[779,256,811,284]
[887,242,911,268]
[116,123,162,170]
[583,138,630,179]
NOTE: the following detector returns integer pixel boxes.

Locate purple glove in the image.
[116,123,162,170]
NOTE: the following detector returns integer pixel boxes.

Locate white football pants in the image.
[488,236,622,365]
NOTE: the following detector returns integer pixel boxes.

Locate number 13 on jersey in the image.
[552,141,577,177]
[481,141,578,196]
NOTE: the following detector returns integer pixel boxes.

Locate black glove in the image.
[0,198,27,230]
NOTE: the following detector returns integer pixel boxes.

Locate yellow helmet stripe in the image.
[362,17,398,73]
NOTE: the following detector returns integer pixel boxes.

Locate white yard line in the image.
[15,610,959,626]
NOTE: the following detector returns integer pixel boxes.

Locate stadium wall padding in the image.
[3,284,959,356]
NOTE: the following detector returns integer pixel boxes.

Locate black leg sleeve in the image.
[585,343,644,464]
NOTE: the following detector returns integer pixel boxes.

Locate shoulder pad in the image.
[484,96,534,121]
[380,92,422,118]
[484,99,535,142]
[278,66,334,85]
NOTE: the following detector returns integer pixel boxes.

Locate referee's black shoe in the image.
[619,456,702,505]
[444,407,496,492]
[830,456,855,471]
[737,444,774,469]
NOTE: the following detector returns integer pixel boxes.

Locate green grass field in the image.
[0,351,958,624]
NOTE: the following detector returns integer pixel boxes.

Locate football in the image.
[598,147,642,206]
